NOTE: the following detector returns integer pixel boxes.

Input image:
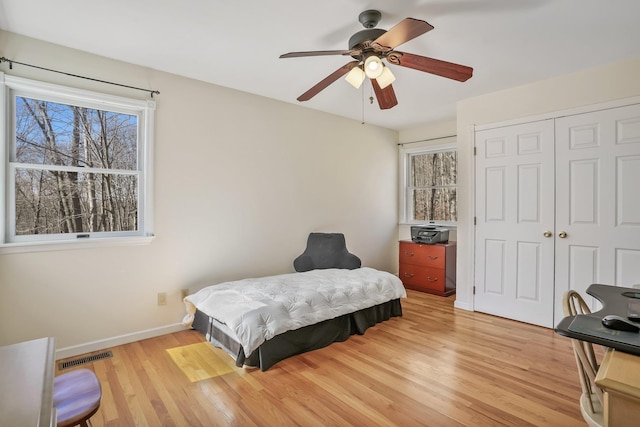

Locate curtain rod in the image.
[0,56,160,98]
[398,134,456,146]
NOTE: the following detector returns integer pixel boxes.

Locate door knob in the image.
[559,231,568,238]
[543,231,552,238]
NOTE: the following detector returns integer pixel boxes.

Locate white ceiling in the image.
[2,0,640,131]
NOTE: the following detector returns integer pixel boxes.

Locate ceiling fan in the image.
[279,10,473,110]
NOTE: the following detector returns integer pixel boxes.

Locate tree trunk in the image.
[429,153,437,220]
[29,100,75,233]
[69,107,84,232]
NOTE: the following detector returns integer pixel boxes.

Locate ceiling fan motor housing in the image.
[348,28,386,51]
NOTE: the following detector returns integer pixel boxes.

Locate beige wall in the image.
[0,31,400,357]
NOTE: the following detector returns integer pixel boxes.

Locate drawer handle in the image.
[404,252,415,257]
[426,277,439,282]
[427,255,439,260]
[403,273,415,278]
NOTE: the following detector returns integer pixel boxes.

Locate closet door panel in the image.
[475,120,555,327]
[569,159,598,225]
[516,241,542,301]
[616,249,640,287]
[484,239,506,295]
[617,155,640,226]
[485,167,506,221]
[518,164,541,223]
[554,103,640,322]
[567,245,600,311]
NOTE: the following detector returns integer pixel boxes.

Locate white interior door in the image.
[474,120,556,327]
[554,104,640,318]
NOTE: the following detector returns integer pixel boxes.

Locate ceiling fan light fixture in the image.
[364,55,383,79]
[345,66,365,89]
[376,66,396,89]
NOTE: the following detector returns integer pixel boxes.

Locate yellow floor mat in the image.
[166,342,236,382]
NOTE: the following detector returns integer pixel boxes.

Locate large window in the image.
[1,73,155,250]
[400,141,457,224]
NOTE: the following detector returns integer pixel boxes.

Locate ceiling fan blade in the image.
[280,50,353,59]
[371,79,398,110]
[373,18,434,50]
[297,61,359,102]
[392,51,473,82]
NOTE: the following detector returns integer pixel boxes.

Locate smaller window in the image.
[400,141,457,225]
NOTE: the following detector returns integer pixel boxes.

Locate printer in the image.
[410,225,449,244]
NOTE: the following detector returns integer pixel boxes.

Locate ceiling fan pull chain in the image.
[369,83,374,104]
[361,81,365,124]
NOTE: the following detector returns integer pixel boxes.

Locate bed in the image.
[182,233,406,371]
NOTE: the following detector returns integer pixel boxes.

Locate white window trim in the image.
[399,137,457,227]
[0,72,155,253]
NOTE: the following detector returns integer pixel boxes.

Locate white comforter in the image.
[182,267,406,357]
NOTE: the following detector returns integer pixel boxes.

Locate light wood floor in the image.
[56,290,589,426]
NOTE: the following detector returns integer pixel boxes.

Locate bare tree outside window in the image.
[409,150,457,222]
[13,97,139,236]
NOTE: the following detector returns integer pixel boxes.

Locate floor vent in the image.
[59,350,113,370]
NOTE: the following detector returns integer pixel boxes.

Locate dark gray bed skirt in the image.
[191,299,403,371]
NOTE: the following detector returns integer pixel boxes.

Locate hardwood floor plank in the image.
[55,290,587,426]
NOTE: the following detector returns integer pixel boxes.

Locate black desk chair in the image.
[562,290,604,427]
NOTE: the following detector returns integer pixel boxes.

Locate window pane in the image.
[412,188,457,222]
[410,151,457,186]
[15,97,138,170]
[15,169,138,235]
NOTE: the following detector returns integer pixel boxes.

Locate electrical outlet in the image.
[181,289,189,299]
[157,292,167,306]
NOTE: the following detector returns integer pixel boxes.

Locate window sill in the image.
[0,235,155,254]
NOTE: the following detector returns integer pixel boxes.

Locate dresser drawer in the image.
[399,241,445,268]
[399,264,446,292]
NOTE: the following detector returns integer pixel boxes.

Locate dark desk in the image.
[555,284,640,356]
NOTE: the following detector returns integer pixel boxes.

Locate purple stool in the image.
[53,369,102,427]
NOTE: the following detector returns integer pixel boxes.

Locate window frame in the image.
[399,138,457,227]
[0,72,155,253]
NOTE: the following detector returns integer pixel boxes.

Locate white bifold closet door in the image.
[474,120,556,327]
[475,103,640,328]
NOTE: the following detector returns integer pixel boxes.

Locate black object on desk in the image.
[602,314,640,332]
[622,291,640,300]
[555,284,640,357]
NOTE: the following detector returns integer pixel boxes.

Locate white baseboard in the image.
[454,300,472,311]
[55,323,188,360]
